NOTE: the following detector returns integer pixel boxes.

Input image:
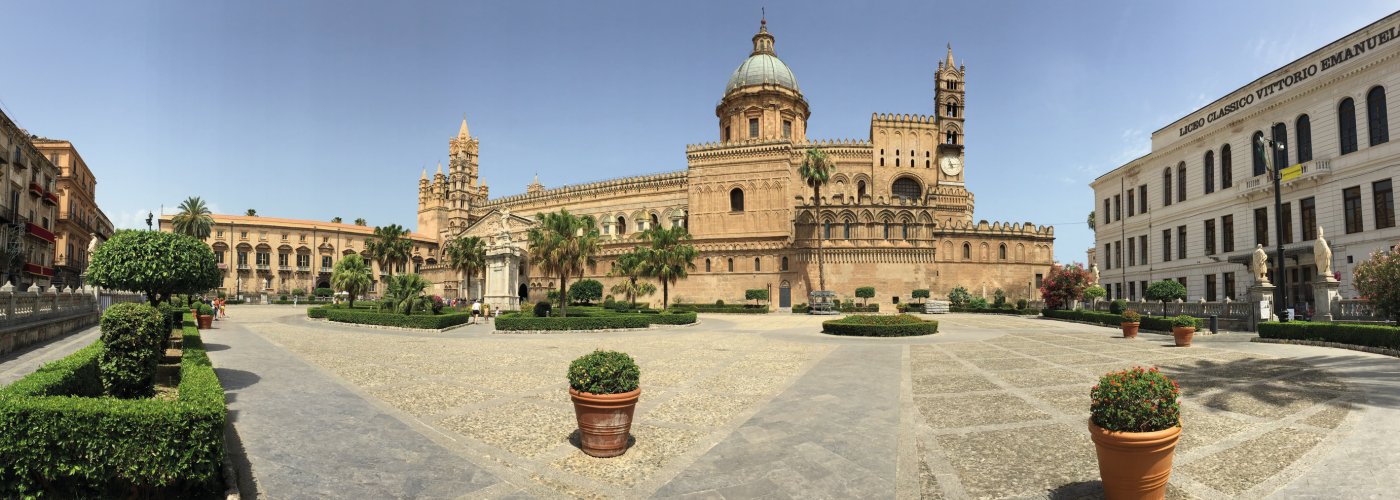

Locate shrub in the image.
[1171,314,1198,328]
[547,290,561,302]
[86,230,221,306]
[1354,248,1400,323]
[569,279,604,305]
[314,287,333,298]
[1109,299,1128,315]
[568,350,640,395]
[745,289,769,306]
[993,289,1007,307]
[716,299,725,306]
[1121,310,1142,323]
[1016,298,1029,310]
[157,302,184,331]
[534,301,553,317]
[1145,280,1187,302]
[855,286,876,305]
[1090,367,1180,433]
[836,302,879,313]
[670,303,770,314]
[496,312,695,331]
[0,322,226,496]
[317,308,473,329]
[913,289,930,302]
[967,297,989,310]
[1084,286,1107,300]
[822,314,938,337]
[793,303,810,313]
[948,286,971,307]
[1039,263,1094,309]
[197,302,214,316]
[97,303,167,399]
[1258,321,1400,349]
[291,288,307,297]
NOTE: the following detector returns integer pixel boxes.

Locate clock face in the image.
[940,156,963,176]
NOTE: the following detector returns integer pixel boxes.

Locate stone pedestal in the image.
[1311,279,1341,322]
[1248,283,1277,331]
[485,244,526,312]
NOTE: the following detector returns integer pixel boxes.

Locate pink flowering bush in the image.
[1039,263,1094,310]
[1354,247,1400,323]
[1090,366,1181,433]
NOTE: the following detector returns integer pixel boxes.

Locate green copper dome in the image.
[726,53,799,94]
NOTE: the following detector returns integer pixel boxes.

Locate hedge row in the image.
[308,306,473,329]
[0,322,225,497]
[950,306,1041,316]
[495,312,697,331]
[1259,321,1400,349]
[670,304,770,314]
[1041,309,1181,332]
[822,314,938,337]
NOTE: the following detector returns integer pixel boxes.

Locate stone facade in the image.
[30,139,114,289]
[1092,12,1400,312]
[0,110,63,290]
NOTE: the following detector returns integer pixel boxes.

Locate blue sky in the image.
[3,1,1396,260]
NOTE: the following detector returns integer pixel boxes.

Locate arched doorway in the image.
[316,280,330,290]
[779,280,792,308]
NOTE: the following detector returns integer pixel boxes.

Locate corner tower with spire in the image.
[419,116,491,239]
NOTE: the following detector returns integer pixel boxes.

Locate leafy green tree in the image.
[87,230,221,306]
[912,289,930,304]
[608,250,655,305]
[445,235,486,300]
[569,279,603,305]
[1145,280,1187,302]
[331,253,372,307]
[745,288,770,306]
[993,288,1007,307]
[291,288,306,297]
[331,217,343,223]
[526,209,601,318]
[171,196,214,240]
[1084,285,1107,300]
[948,286,972,307]
[354,218,367,226]
[855,286,875,305]
[380,273,433,315]
[1087,211,1096,232]
[798,148,835,292]
[245,208,257,217]
[1355,248,1400,322]
[365,224,412,277]
[638,225,697,310]
[1039,264,1095,309]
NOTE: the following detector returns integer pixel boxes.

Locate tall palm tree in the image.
[638,226,698,309]
[609,249,656,306]
[526,209,600,318]
[172,196,214,239]
[245,208,257,217]
[365,224,412,278]
[445,235,486,300]
[381,273,433,315]
[331,216,343,223]
[331,253,372,308]
[354,218,367,226]
[798,147,835,292]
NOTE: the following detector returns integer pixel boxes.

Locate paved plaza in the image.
[110,307,1400,497]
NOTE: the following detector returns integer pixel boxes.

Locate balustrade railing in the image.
[0,283,141,327]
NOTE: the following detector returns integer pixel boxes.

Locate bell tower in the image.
[935,44,965,149]
[446,116,489,235]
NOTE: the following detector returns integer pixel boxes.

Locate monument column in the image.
[484,210,525,312]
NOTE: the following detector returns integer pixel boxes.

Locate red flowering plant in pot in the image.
[1089,366,1182,500]
[1119,310,1141,339]
[568,350,641,458]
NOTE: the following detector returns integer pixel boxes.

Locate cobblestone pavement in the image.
[210,307,1400,499]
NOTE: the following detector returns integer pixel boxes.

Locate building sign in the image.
[1177,24,1399,138]
[1280,164,1303,182]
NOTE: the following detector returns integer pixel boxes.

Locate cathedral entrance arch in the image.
[779,281,792,308]
[316,279,330,290]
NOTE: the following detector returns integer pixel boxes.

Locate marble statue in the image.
[1251,244,1270,285]
[86,233,99,254]
[498,207,512,234]
[1314,225,1334,281]
[1090,263,1100,284]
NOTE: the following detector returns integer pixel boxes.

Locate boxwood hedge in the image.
[495,311,697,331]
[670,303,770,314]
[0,322,225,497]
[822,314,938,337]
[1259,321,1400,349]
[308,306,472,329]
[1041,309,1181,332]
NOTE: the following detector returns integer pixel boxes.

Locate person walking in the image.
[471,299,481,324]
[482,302,492,323]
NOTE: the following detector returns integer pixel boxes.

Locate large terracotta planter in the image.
[1089,420,1181,500]
[569,387,640,458]
[1120,322,1139,339]
[198,314,213,330]
[1172,327,1195,347]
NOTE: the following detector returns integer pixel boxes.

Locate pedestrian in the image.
[483,302,492,322]
[471,299,481,324]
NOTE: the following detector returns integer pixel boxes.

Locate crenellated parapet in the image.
[871,112,939,125]
[483,170,688,209]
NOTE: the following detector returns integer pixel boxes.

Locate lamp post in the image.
[236,276,241,302]
[1257,133,1289,322]
[145,211,153,231]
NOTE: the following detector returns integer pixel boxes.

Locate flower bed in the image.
[0,322,225,497]
[821,314,938,337]
[1258,321,1400,350]
[307,306,472,329]
[495,311,697,331]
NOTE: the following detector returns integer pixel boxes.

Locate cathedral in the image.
[416,19,1056,309]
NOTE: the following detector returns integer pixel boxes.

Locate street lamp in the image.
[1257,133,1289,322]
[145,211,153,231]
[235,276,241,301]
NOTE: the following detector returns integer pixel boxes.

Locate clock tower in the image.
[935,44,966,184]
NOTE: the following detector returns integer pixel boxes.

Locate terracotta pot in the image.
[569,387,640,458]
[1120,322,1139,339]
[1089,420,1181,500]
[1172,327,1195,347]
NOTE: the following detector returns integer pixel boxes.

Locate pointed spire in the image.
[420,167,427,181]
[435,161,443,176]
[945,43,955,68]
[457,115,470,139]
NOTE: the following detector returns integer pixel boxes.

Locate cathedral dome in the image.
[724,19,799,95]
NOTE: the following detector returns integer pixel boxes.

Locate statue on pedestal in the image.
[1314,225,1334,281]
[1251,244,1270,285]
[496,208,513,245]
[1089,263,1100,285]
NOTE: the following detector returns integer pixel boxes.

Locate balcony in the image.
[23,263,54,277]
[279,265,292,272]
[28,182,42,197]
[256,264,270,271]
[25,222,54,244]
[237,263,250,271]
[42,192,58,206]
[1239,158,1332,197]
[297,265,311,272]
[320,267,333,274]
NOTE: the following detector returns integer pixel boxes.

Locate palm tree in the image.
[331,217,343,223]
[331,253,372,307]
[798,147,835,292]
[365,224,412,278]
[609,249,656,306]
[526,209,600,318]
[172,196,214,239]
[445,235,486,300]
[638,225,698,309]
[354,218,367,226]
[245,208,257,217]
[380,273,433,315]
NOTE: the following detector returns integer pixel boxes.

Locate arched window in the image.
[857,180,866,200]
[999,244,1007,260]
[945,130,958,144]
[1220,144,1233,188]
[891,177,922,202]
[616,216,626,235]
[962,242,971,260]
[1203,151,1215,194]
[781,256,788,271]
[1163,168,1173,206]
[1368,86,1389,146]
[1176,162,1186,202]
[754,257,761,271]
[823,222,832,239]
[843,221,851,239]
[1271,122,1288,174]
[1296,114,1313,163]
[945,101,958,117]
[730,188,745,212]
[1251,131,1267,176]
[902,222,910,240]
[727,258,734,272]
[1339,97,1358,154]
[650,213,659,228]
[705,258,711,272]
[883,222,891,239]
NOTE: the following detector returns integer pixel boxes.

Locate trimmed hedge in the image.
[671,303,770,314]
[1259,321,1400,349]
[1041,309,1180,332]
[97,303,167,399]
[822,314,938,337]
[495,311,697,331]
[838,303,880,313]
[308,306,473,329]
[0,322,226,497]
[950,306,1040,316]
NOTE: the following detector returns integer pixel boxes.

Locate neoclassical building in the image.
[415,20,1056,309]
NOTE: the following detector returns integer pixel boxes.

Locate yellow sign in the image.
[1280,164,1304,182]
